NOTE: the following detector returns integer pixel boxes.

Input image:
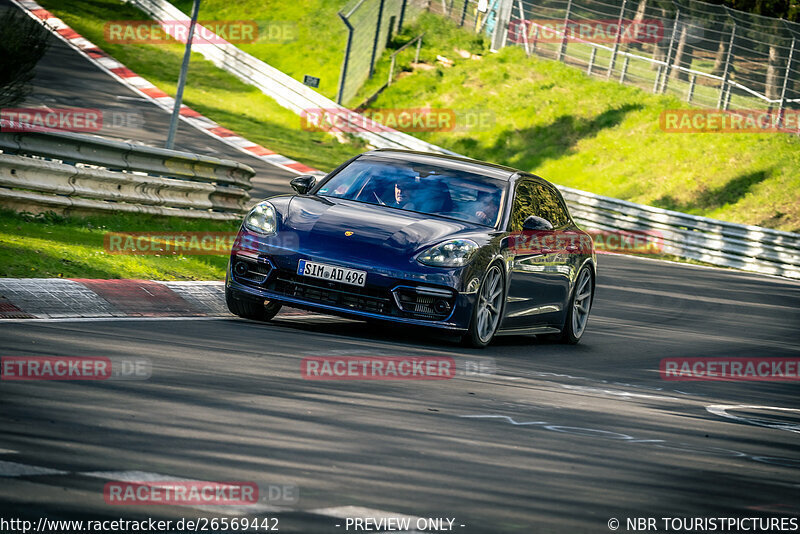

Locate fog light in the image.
[434,299,451,314]
[234,261,249,276]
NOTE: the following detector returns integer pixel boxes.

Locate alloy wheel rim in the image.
[571,268,592,338]
[477,266,503,342]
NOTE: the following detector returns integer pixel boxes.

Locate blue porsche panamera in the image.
[225,149,596,347]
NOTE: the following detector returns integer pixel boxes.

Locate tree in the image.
[0,8,50,109]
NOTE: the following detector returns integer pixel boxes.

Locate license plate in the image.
[298,260,367,287]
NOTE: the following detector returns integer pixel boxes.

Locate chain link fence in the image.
[432,0,800,114]
[337,0,429,104]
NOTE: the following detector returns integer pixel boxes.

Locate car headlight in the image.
[243,201,277,235]
[417,239,479,267]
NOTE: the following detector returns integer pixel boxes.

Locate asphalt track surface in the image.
[1,255,799,533]
[3,2,800,532]
[2,0,294,201]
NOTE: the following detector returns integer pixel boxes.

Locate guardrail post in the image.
[415,35,423,63]
[652,65,662,92]
[337,13,355,105]
[370,0,387,76]
[557,0,572,62]
[778,37,796,127]
[607,0,628,79]
[659,11,680,94]
[588,47,597,75]
[687,73,696,102]
[716,22,736,109]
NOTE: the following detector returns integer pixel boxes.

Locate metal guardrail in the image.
[124,0,800,278]
[559,186,800,279]
[128,0,456,155]
[0,125,254,220]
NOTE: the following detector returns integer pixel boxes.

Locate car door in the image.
[501,179,572,330]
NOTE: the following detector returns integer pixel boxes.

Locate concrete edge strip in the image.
[0,278,317,320]
[9,0,322,177]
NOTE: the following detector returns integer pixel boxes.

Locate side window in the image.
[531,183,570,227]
[509,181,536,232]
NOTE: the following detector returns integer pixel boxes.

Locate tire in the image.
[554,266,593,345]
[462,263,505,348]
[225,285,282,322]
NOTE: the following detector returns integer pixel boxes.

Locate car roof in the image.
[361,149,529,182]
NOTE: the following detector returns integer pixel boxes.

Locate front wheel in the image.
[463,263,505,348]
[225,286,282,322]
[555,266,593,344]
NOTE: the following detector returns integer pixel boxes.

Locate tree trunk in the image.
[670,24,693,81]
[711,33,729,77]
[629,0,648,50]
[765,44,783,101]
[651,7,670,70]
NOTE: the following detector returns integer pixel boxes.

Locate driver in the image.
[392,176,420,210]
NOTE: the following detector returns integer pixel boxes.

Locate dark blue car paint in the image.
[226,149,596,337]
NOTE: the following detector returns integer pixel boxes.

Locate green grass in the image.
[0,210,237,279]
[38,0,365,172]
[363,13,800,232]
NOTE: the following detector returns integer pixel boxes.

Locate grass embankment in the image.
[37,0,364,173]
[0,210,236,280]
[39,0,800,230]
[366,14,800,232]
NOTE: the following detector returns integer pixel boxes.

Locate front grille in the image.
[271,273,392,315]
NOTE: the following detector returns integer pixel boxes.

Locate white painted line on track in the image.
[0,460,67,477]
[706,405,800,434]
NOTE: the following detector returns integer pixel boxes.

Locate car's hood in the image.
[282,196,483,263]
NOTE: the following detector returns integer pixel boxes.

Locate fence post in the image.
[619,55,629,83]
[659,11,680,94]
[399,0,408,32]
[607,0,628,79]
[415,35,423,63]
[652,65,662,93]
[517,0,530,55]
[717,22,735,109]
[336,13,355,105]
[491,0,514,50]
[588,47,597,75]
[557,0,573,62]
[778,37,796,126]
[687,73,696,102]
[370,0,386,77]
[460,0,469,26]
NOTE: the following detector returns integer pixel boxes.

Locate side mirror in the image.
[522,215,553,231]
[290,175,316,195]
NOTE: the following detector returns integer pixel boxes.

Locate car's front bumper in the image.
[226,246,477,332]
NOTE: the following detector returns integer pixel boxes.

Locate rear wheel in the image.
[463,264,505,348]
[225,285,282,322]
[555,266,593,344]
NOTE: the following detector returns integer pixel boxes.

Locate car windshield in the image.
[316,157,506,227]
